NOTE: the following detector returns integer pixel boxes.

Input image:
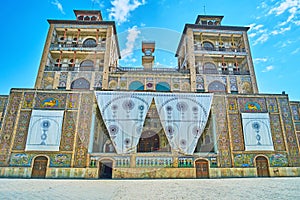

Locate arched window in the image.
[80,60,94,71]
[71,78,90,90]
[203,62,218,74]
[83,38,97,47]
[203,41,214,51]
[129,81,144,91]
[77,16,83,21]
[84,16,90,21]
[91,16,97,21]
[208,81,226,92]
[156,82,170,92]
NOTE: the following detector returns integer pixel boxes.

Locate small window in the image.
[84,16,90,21]
[91,16,97,21]
[203,41,214,51]
[77,16,84,21]
[83,38,97,47]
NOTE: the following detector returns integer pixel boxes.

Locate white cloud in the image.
[108,0,146,24]
[91,0,104,8]
[268,0,299,16]
[253,33,269,45]
[262,65,274,72]
[121,26,141,58]
[271,26,291,35]
[291,47,300,54]
[253,24,264,30]
[254,58,268,64]
[248,33,257,38]
[51,0,65,14]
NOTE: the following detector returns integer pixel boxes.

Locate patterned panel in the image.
[71,72,92,82]
[60,111,77,151]
[94,72,103,88]
[0,92,22,165]
[266,98,279,113]
[22,92,35,109]
[12,111,31,150]
[0,96,8,111]
[196,76,204,90]
[229,114,244,151]
[233,153,254,167]
[238,97,267,113]
[229,76,238,92]
[49,154,71,167]
[67,93,80,109]
[269,114,286,151]
[240,76,253,93]
[278,98,299,166]
[74,93,93,167]
[9,153,71,167]
[214,96,232,167]
[227,97,238,113]
[58,72,68,87]
[41,72,55,89]
[35,93,67,109]
[119,77,127,90]
[290,104,300,121]
[269,153,288,167]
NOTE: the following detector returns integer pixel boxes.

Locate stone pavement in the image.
[0,177,299,200]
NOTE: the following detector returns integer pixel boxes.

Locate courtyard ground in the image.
[0,177,299,199]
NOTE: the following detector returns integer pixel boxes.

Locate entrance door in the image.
[98,160,113,179]
[31,156,48,178]
[256,156,270,177]
[195,159,209,178]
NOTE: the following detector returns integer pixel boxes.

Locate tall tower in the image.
[176,15,258,94]
[34,10,120,90]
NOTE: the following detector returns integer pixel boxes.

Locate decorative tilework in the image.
[229,114,244,151]
[41,72,55,89]
[49,154,71,167]
[229,76,238,92]
[67,93,80,109]
[269,114,286,151]
[71,72,92,82]
[12,111,31,150]
[233,153,254,167]
[269,153,288,167]
[240,76,253,93]
[238,97,267,113]
[214,96,232,167]
[58,72,68,87]
[9,153,72,167]
[278,98,299,166]
[196,76,204,91]
[94,72,103,88]
[0,96,8,111]
[0,92,22,165]
[74,93,93,167]
[35,93,67,109]
[227,97,238,113]
[60,111,77,151]
[22,92,35,109]
[290,104,299,121]
[266,98,278,113]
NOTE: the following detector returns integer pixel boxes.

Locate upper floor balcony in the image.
[194,45,247,56]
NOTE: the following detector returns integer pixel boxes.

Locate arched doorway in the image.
[255,156,270,177]
[156,82,170,92]
[98,159,113,179]
[31,156,48,178]
[137,131,159,152]
[71,78,90,90]
[195,159,209,178]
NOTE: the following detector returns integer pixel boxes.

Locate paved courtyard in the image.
[0,177,299,199]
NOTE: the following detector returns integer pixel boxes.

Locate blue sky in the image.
[0,0,299,100]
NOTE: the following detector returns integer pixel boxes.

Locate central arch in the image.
[137,130,159,152]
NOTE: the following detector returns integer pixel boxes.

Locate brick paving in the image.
[0,177,299,199]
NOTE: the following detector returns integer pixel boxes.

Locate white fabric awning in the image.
[95,91,213,155]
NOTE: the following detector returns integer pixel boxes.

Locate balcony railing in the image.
[49,43,106,51]
[194,46,246,53]
[44,65,103,72]
[113,66,190,74]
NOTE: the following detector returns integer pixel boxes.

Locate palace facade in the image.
[0,10,299,179]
